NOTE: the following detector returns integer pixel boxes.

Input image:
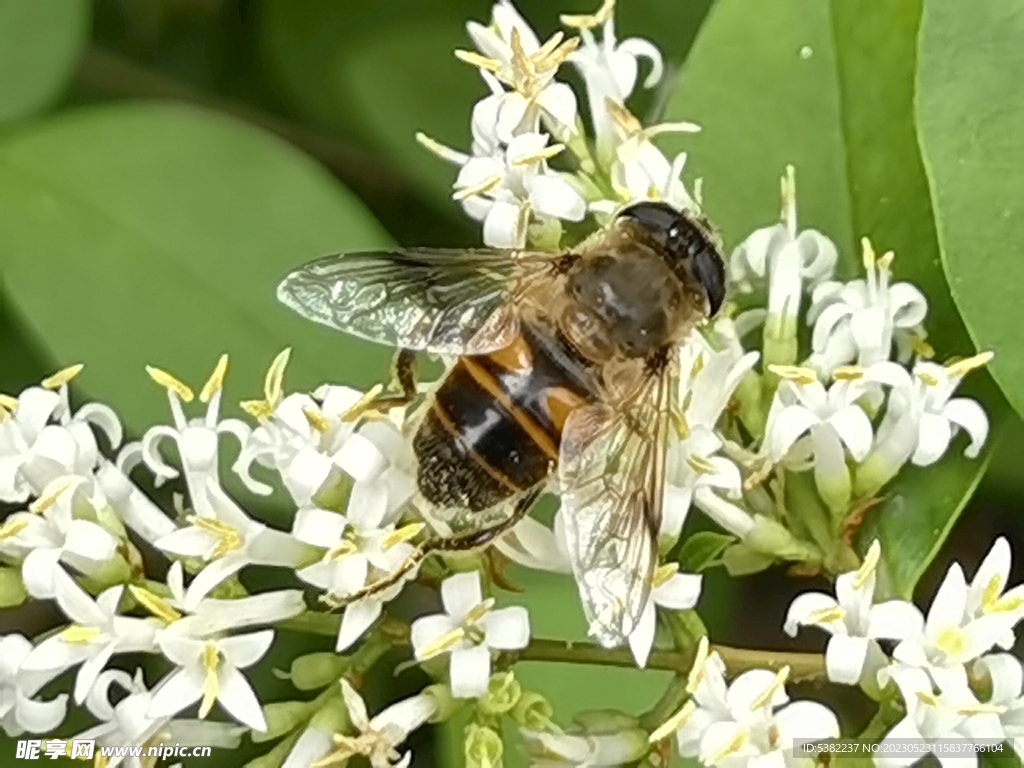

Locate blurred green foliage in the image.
[0,1,1022,767]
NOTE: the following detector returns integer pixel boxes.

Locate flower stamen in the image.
[687,455,719,476]
[651,562,679,588]
[561,0,615,30]
[128,585,182,625]
[649,699,695,743]
[749,666,789,711]
[146,366,195,403]
[187,515,243,559]
[453,173,505,201]
[767,365,817,386]
[380,523,426,551]
[60,625,102,644]
[686,636,711,694]
[199,354,229,404]
[946,351,994,379]
[42,364,84,391]
[199,642,221,718]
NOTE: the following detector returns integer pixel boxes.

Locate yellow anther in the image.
[750,666,789,711]
[60,625,102,644]
[534,31,566,61]
[199,643,221,718]
[128,585,182,625]
[199,354,229,404]
[264,348,291,407]
[381,523,425,551]
[687,455,719,476]
[981,574,1024,614]
[303,407,330,434]
[418,627,467,660]
[832,366,864,382]
[649,699,695,744]
[853,539,881,591]
[705,730,748,766]
[877,251,895,271]
[958,702,1007,716]
[916,371,940,387]
[324,540,359,561]
[340,383,386,423]
[453,173,504,201]
[861,238,877,270]
[934,627,966,658]
[911,335,935,359]
[29,478,75,514]
[240,400,274,420]
[0,519,29,540]
[780,165,796,225]
[686,636,711,694]
[651,562,679,589]
[804,606,847,625]
[146,366,195,402]
[606,99,643,136]
[946,351,994,379]
[561,0,615,29]
[915,690,939,707]
[415,132,460,162]
[187,516,243,560]
[512,143,566,166]
[690,353,706,380]
[767,365,817,385]
[465,597,496,625]
[0,393,18,412]
[454,49,501,72]
[42,364,84,391]
[0,404,10,424]
[671,409,690,440]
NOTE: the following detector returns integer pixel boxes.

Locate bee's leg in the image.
[324,487,542,609]
[368,348,419,411]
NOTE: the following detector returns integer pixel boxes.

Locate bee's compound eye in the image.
[617,201,682,241]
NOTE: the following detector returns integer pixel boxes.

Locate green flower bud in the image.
[291,652,348,691]
[721,543,774,576]
[309,694,348,733]
[511,689,555,732]
[572,709,639,735]
[422,683,465,723]
[527,217,563,251]
[744,516,819,563]
[82,555,132,591]
[479,671,521,717]
[313,472,354,513]
[93,504,127,541]
[0,567,27,608]
[254,701,316,744]
[209,575,249,599]
[464,723,503,768]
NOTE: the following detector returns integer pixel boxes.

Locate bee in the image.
[277,201,726,647]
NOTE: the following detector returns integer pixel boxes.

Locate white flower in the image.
[880,561,1021,695]
[493,514,571,574]
[74,668,245,768]
[629,562,701,668]
[453,132,586,248]
[965,537,1024,648]
[877,665,1006,767]
[0,478,119,599]
[663,426,743,541]
[660,638,839,766]
[763,365,876,512]
[459,10,579,141]
[562,0,663,160]
[856,354,992,496]
[21,567,158,704]
[155,478,307,609]
[974,654,1024,760]
[141,356,250,516]
[731,168,837,364]
[807,238,927,376]
[682,344,761,431]
[94,442,178,545]
[784,540,909,686]
[311,680,438,768]
[0,634,68,737]
[410,571,530,698]
[521,726,648,767]
[291,494,421,652]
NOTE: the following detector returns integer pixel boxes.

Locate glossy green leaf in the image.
[917,0,1024,416]
[0,102,394,442]
[663,0,1003,597]
[0,0,90,122]
[676,531,735,572]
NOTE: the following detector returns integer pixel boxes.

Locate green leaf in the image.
[675,530,735,572]
[916,0,1024,416]
[0,102,394,448]
[663,0,1005,596]
[0,0,90,122]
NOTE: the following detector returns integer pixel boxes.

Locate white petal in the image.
[824,634,870,685]
[529,175,586,222]
[283,727,332,768]
[888,282,928,328]
[183,557,246,611]
[411,614,458,659]
[726,669,786,713]
[783,592,842,636]
[336,599,382,653]
[334,433,388,484]
[74,643,116,704]
[628,602,656,669]
[371,692,437,736]
[483,200,525,249]
[62,520,117,562]
[826,405,874,461]
[941,398,989,458]
[441,571,483,619]
[53,567,106,626]
[147,668,203,721]
[156,528,216,558]
[867,601,926,640]
[773,700,840,744]
[926,564,968,639]
[912,412,953,466]
[481,606,530,650]
[291,507,347,547]
[21,548,63,599]
[653,573,702,610]
[14,692,68,735]
[217,665,266,731]
[339,678,370,731]
[536,82,578,130]
[767,405,819,460]
[219,630,274,669]
[449,645,491,699]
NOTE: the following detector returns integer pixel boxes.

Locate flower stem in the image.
[505,638,826,682]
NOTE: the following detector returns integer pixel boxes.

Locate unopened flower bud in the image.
[465,723,503,768]
[744,515,819,563]
[256,700,316,744]
[511,689,555,731]
[0,567,27,608]
[291,652,348,691]
[479,671,521,716]
[83,555,132,591]
[422,683,465,723]
[309,694,348,733]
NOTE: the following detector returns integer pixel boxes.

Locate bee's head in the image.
[616,201,727,318]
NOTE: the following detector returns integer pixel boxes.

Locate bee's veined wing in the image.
[557,356,680,648]
[276,248,565,355]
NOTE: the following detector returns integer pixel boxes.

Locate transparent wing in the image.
[557,355,679,648]
[276,248,563,355]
